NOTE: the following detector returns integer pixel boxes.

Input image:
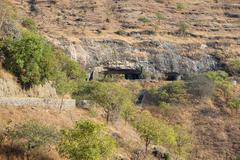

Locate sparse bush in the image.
[205,71,233,103]
[227,96,240,113]
[226,59,240,76]
[21,17,37,32]
[74,81,134,123]
[156,12,165,22]
[2,31,54,87]
[0,0,17,37]
[186,74,215,99]
[5,121,58,159]
[177,21,188,35]
[176,3,185,10]
[138,17,151,24]
[58,120,116,160]
[115,30,127,36]
[155,0,164,3]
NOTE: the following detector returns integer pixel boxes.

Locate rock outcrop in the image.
[54,37,222,80]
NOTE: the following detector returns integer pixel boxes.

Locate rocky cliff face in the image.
[54,37,221,80]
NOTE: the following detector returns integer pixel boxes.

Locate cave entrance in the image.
[104,68,142,80]
[166,72,181,81]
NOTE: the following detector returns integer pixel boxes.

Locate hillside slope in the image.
[2,0,240,160]
[11,0,240,80]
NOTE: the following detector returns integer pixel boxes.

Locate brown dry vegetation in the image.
[10,0,240,59]
[1,0,240,159]
[0,106,143,160]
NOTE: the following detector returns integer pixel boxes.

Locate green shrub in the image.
[2,31,54,87]
[133,111,177,153]
[21,17,37,32]
[51,49,86,96]
[156,12,165,22]
[206,70,229,82]
[58,120,116,160]
[138,17,151,24]
[155,0,164,3]
[149,81,187,105]
[6,121,58,159]
[177,21,188,34]
[176,3,185,10]
[74,81,134,123]
[226,59,240,76]
[227,96,240,112]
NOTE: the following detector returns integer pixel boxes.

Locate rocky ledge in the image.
[52,37,223,80]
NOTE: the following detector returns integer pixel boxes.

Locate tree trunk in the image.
[59,96,64,112]
[145,138,150,154]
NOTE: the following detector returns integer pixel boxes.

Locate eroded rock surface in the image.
[54,37,221,80]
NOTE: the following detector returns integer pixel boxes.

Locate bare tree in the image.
[186,74,215,100]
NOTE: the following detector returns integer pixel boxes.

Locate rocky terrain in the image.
[0,0,239,160]
[11,0,240,80]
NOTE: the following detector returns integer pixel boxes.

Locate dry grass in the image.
[0,106,142,159]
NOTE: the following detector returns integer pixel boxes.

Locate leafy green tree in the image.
[50,50,86,99]
[171,126,192,160]
[58,120,116,160]
[74,81,134,123]
[133,111,176,153]
[120,101,136,124]
[7,121,58,160]
[2,31,54,87]
[153,81,187,105]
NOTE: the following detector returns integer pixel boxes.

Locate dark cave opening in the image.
[103,68,142,80]
[166,72,181,81]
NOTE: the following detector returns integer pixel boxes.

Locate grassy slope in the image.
[0,106,143,159]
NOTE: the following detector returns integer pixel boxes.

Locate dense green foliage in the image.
[50,50,86,96]
[2,31,54,87]
[1,27,86,92]
[206,70,229,82]
[74,81,134,123]
[58,120,116,160]
[133,111,177,152]
[149,81,187,105]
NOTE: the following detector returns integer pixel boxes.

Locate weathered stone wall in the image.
[0,97,76,108]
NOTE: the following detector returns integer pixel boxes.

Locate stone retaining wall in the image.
[0,97,76,108]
